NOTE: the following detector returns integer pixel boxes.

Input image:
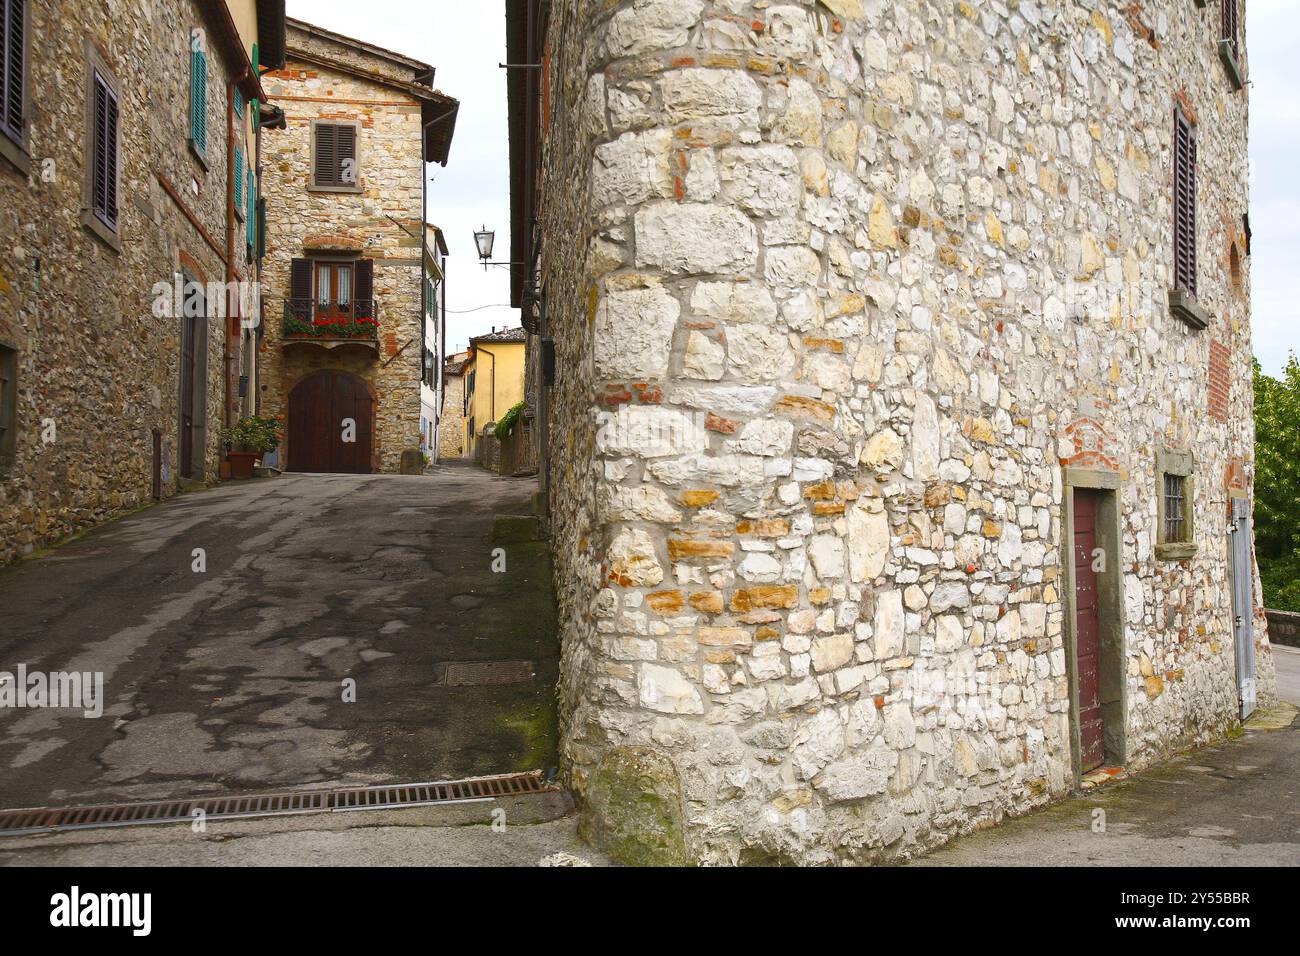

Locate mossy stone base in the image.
[579,746,692,867]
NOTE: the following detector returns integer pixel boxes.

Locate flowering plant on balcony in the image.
[222,414,282,454]
[282,316,378,340]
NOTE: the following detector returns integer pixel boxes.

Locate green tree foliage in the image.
[1253,356,1300,610]
[494,401,525,441]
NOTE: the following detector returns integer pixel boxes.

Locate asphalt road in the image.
[1271,643,1300,705]
[914,701,1300,866]
[0,465,558,811]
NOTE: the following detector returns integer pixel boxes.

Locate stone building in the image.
[438,350,470,460]
[257,18,457,474]
[0,1,284,563]
[508,0,1276,864]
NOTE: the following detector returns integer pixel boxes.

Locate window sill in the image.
[1169,287,1209,330]
[81,211,122,254]
[1155,542,1197,562]
[0,129,31,178]
[308,184,364,194]
[1218,41,1245,92]
[189,139,209,172]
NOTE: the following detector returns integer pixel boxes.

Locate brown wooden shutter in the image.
[1222,0,1239,62]
[1,0,24,139]
[289,257,311,319]
[354,258,373,320]
[91,72,118,229]
[104,81,118,226]
[337,124,356,183]
[314,123,337,186]
[1173,109,1197,298]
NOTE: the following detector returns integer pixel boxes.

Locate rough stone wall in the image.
[259,47,426,473]
[1,0,246,563]
[287,20,426,88]
[540,0,1273,865]
[438,371,466,458]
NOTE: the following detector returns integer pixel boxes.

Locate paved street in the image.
[0,464,557,811]
[914,699,1300,867]
[1271,643,1300,705]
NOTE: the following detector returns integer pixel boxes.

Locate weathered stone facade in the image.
[535,0,1275,864]
[258,20,456,474]
[0,1,274,563]
[438,353,469,459]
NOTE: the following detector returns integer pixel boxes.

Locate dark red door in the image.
[287,370,374,473]
[1073,489,1105,772]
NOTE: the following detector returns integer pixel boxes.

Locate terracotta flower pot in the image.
[226,451,262,479]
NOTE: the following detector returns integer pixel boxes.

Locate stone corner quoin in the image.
[539,1,1265,864]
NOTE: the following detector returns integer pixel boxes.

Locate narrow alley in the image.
[0,466,558,811]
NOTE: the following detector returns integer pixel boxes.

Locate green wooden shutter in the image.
[190,47,206,152]
[234,146,244,208]
[246,164,255,254]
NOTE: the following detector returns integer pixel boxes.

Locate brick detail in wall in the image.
[1208,339,1231,421]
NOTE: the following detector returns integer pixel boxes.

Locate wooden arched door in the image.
[287,370,374,473]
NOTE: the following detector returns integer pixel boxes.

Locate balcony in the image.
[281,299,379,352]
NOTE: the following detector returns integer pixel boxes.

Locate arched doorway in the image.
[287,370,374,473]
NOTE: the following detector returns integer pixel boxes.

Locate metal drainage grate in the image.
[0,771,556,837]
[443,660,537,686]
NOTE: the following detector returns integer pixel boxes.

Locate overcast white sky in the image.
[285,0,1298,374]
[1246,0,1299,377]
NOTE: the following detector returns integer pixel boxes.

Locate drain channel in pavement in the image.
[443,660,537,686]
[0,770,557,837]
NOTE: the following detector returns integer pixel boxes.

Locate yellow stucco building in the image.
[463,327,526,458]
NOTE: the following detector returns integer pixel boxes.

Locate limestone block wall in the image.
[1,0,245,563]
[438,372,466,459]
[540,0,1273,865]
[259,52,426,473]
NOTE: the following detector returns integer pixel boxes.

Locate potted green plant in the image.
[222,414,281,479]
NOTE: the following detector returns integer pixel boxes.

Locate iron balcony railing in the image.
[281,298,379,340]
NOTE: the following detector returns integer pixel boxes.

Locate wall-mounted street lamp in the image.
[474,225,495,265]
[473,226,529,272]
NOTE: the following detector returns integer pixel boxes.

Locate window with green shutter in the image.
[246,164,255,257]
[233,87,244,118]
[189,39,206,155]
[234,145,244,211]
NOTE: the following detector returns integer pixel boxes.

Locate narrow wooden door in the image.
[1073,489,1106,772]
[1230,497,1257,718]
[287,370,373,473]
[152,429,162,500]
[179,313,197,479]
